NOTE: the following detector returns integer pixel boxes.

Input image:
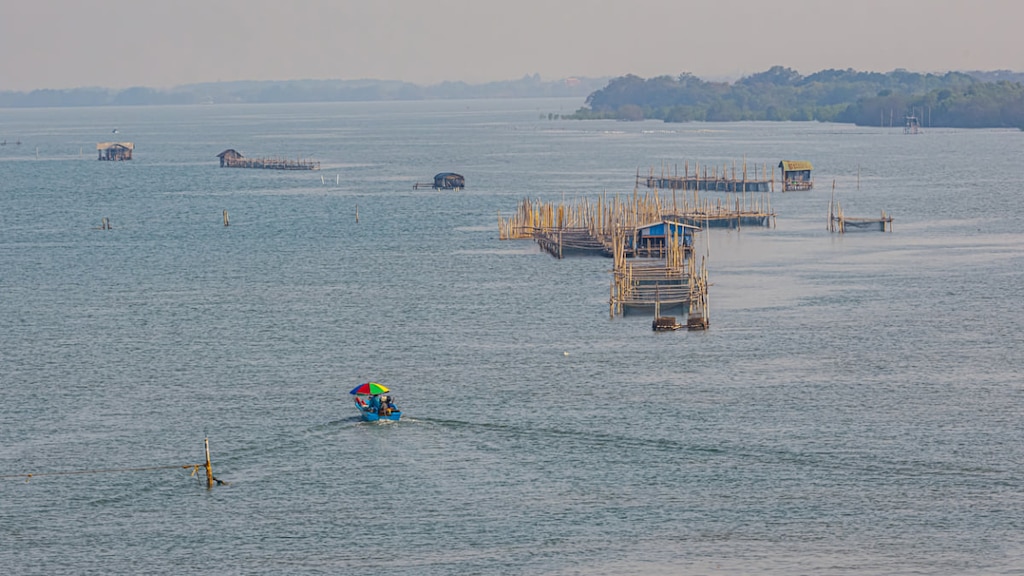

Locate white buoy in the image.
[562,351,569,356]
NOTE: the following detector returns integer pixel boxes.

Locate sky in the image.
[1,0,1021,91]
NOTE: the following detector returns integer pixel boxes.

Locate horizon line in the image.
[4,66,1020,94]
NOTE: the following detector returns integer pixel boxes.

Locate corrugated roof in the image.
[96,142,134,150]
[637,220,701,232]
[779,160,812,172]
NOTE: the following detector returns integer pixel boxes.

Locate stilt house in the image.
[217,149,244,167]
[631,220,698,251]
[778,160,813,191]
[433,172,465,190]
[97,142,134,161]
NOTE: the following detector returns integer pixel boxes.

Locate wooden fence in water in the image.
[606,232,708,329]
[827,181,894,233]
[639,160,774,193]
[498,188,774,246]
[498,189,712,329]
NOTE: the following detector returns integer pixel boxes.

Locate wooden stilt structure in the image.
[827,180,893,233]
[609,227,706,325]
[217,149,319,171]
[498,186,773,249]
[639,160,772,192]
[499,186,714,329]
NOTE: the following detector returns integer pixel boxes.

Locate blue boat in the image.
[353,396,401,422]
[350,382,402,422]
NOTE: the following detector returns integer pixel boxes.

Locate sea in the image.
[1,98,1022,575]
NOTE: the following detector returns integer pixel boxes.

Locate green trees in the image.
[569,67,1024,128]
[837,80,1024,128]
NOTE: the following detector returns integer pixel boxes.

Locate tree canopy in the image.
[570,67,1024,129]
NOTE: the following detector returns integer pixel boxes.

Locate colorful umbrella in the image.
[350,382,389,395]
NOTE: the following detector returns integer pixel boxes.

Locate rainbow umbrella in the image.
[350,382,389,395]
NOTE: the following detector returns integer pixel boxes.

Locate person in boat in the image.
[367,394,381,413]
[381,395,397,415]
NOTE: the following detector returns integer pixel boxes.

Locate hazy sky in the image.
[1,0,1021,91]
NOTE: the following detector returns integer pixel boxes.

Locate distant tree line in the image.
[569,67,1024,129]
[0,75,607,108]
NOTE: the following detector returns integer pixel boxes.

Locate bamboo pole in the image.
[204,437,214,489]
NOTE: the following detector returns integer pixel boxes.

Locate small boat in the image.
[350,382,402,422]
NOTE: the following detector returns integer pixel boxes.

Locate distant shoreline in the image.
[0,76,608,109]
[4,69,1022,130]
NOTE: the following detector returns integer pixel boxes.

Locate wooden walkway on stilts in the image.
[639,160,775,193]
[607,234,709,329]
[498,186,774,256]
[498,189,710,329]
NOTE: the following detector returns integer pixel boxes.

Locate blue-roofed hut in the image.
[631,220,699,253]
[433,172,465,190]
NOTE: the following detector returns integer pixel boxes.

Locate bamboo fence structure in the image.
[828,204,894,233]
[687,256,709,330]
[221,155,319,171]
[827,180,894,233]
[640,160,774,193]
[608,226,707,330]
[609,245,688,315]
[498,188,717,328]
[498,187,774,246]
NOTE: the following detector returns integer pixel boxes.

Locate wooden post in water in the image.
[355,205,359,224]
[223,210,229,227]
[609,282,615,319]
[204,437,214,489]
[828,180,836,231]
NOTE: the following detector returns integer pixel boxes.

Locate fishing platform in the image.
[829,205,894,233]
[531,220,699,259]
[499,187,774,257]
[498,189,712,329]
[608,233,709,329]
[216,149,320,171]
[639,160,774,193]
[827,181,894,232]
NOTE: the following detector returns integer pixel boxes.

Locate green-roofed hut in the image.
[778,160,813,191]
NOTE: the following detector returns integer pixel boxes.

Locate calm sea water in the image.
[1,99,1022,575]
